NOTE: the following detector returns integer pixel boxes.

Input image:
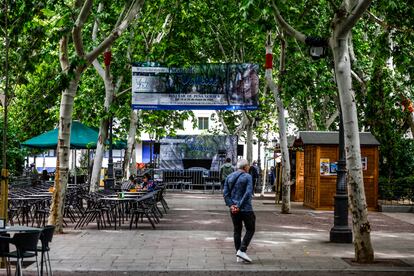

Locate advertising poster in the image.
[329,162,337,174]
[320,158,330,175]
[361,157,367,170]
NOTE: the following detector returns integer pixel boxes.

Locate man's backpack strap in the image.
[228,172,244,195]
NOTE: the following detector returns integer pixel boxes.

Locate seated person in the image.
[140,173,156,191]
[121,175,137,191]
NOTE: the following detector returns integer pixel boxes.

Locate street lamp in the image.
[329,107,352,243]
[303,35,352,242]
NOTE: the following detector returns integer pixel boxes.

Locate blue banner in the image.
[132,63,259,110]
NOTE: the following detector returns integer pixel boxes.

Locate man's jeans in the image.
[231,211,255,252]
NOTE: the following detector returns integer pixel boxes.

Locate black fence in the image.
[160,169,219,185]
[379,178,414,205]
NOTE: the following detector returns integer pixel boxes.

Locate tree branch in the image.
[114,2,127,29]
[72,0,93,58]
[325,109,339,129]
[92,2,105,79]
[215,111,230,134]
[367,11,414,33]
[148,6,163,46]
[92,3,104,42]
[155,14,172,44]
[367,11,386,29]
[235,112,249,135]
[348,33,356,64]
[126,24,136,63]
[59,35,69,72]
[92,60,105,79]
[114,76,124,94]
[338,0,373,37]
[210,25,228,61]
[86,0,144,64]
[271,0,306,43]
[351,70,364,86]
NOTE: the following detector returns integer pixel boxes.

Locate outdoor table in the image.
[123,191,148,194]
[8,197,34,201]
[8,197,37,226]
[25,194,52,198]
[105,192,147,198]
[99,197,141,230]
[0,225,41,233]
[108,191,146,195]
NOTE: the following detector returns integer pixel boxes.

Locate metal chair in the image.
[0,233,12,276]
[3,231,41,276]
[37,225,55,276]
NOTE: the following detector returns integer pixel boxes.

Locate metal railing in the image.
[160,169,219,185]
[379,180,414,206]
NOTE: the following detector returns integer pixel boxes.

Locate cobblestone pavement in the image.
[14,192,414,275]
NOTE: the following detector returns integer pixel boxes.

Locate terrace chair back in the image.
[10,231,42,276]
[39,225,55,276]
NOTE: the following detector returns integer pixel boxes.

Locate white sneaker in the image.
[236,256,241,263]
[236,250,252,263]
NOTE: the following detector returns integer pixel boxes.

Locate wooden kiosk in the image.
[295,131,380,210]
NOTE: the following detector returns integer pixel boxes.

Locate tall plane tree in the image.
[48,0,145,232]
[265,30,291,213]
[271,0,374,262]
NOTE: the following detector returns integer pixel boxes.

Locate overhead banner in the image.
[132,63,259,110]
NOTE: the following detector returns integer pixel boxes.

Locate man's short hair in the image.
[237,159,249,169]
[225,157,231,163]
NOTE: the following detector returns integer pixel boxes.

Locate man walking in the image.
[223,159,255,263]
[220,157,234,190]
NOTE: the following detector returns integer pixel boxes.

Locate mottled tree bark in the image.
[265,31,291,213]
[272,0,374,262]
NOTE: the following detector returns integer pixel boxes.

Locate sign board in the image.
[132,63,259,110]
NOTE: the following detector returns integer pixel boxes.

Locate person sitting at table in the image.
[121,175,136,191]
[140,173,156,191]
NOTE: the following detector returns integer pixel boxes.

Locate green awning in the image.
[21,121,128,150]
[22,121,100,149]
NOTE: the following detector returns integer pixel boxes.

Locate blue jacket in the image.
[223,170,253,212]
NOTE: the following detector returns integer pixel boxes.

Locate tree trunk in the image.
[246,122,253,164]
[90,62,115,192]
[123,110,138,178]
[265,31,291,213]
[47,0,144,232]
[129,142,137,176]
[408,113,414,138]
[89,119,109,192]
[271,0,374,262]
[48,73,81,232]
[306,96,318,130]
[331,32,374,263]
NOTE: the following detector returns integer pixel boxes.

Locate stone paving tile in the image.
[15,193,414,275]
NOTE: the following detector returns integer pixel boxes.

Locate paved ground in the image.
[13,192,414,275]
